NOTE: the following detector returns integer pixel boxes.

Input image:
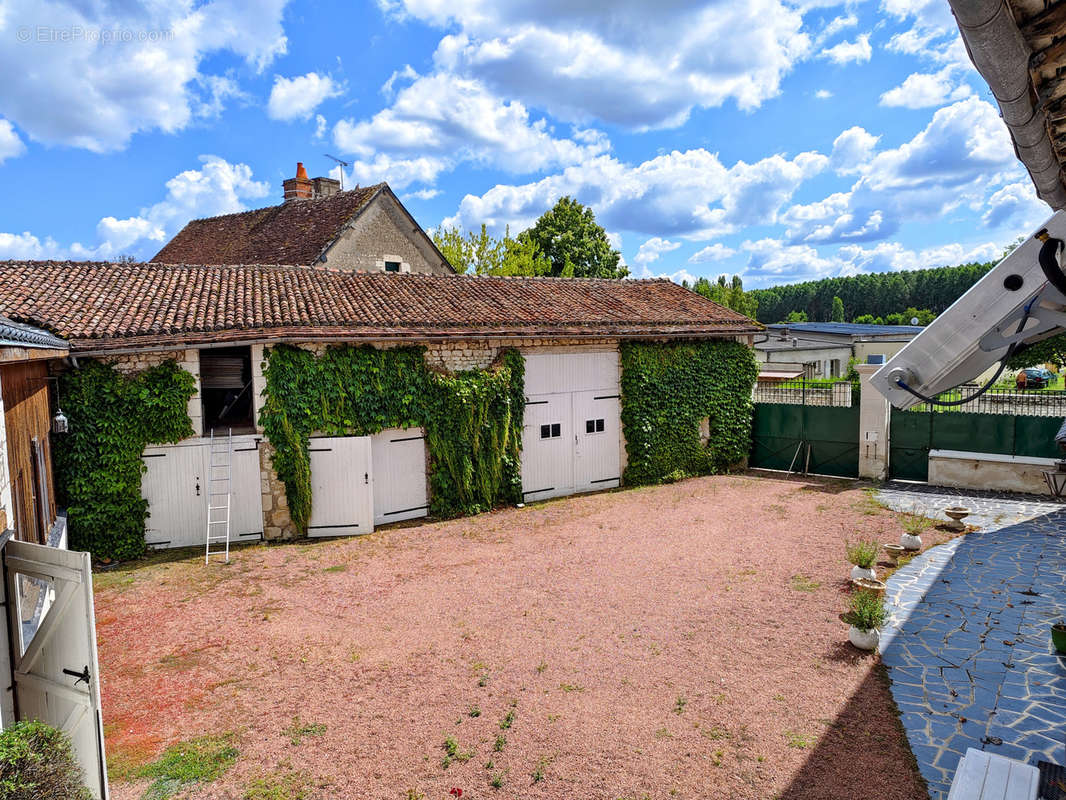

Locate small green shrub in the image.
[845,539,879,569]
[843,591,888,632]
[0,720,91,800]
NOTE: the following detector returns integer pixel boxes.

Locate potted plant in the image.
[1052,622,1066,654]
[845,539,879,581]
[844,590,888,651]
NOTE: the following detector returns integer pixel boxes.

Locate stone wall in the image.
[318,196,452,274]
[259,441,298,540]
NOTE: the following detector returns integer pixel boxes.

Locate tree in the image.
[433,224,550,276]
[784,310,808,323]
[686,274,758,319]
[1007,334,1066,369]
[830,296,845,322]
[518,197,627,279]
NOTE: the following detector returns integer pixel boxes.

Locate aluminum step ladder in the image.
[205,428,233,564]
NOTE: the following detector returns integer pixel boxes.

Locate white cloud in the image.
[314,114,328,140]
[403,188,442,201]
[0,232,58,260]
[880,67,972,109]
[267,72,344,121]
[633,237,681,266]
[819,33,871,65]
[782,98,1018,245]
[332,72,610,188]
[0,118,25,163]
[637,265,700,284]
[383,0,811,129]
[829,126,880,175]
[689,243,737,263]
[815,89,833,99]
[443,148,827,240]
[981,182,1050,230]
[820,14,858,40]
[0,0,291,152]
[0,155,269,261]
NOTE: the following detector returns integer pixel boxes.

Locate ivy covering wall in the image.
[259,344,523,532]
[53,359,196,561]
[620,340,759,485]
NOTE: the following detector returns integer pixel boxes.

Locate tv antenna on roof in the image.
[324,154,350,190]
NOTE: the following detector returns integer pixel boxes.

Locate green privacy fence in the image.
[750,403,860,478]
[888,409,1065,482]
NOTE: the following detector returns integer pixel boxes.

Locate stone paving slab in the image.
[876,487,1066,800]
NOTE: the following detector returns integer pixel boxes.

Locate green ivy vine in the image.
[620,340,759,485]
[259,344,523,532]
[53,359,196,561]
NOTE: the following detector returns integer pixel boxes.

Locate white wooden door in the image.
[308,436,374,537]
[5,539,108,799]
[520,393,573,501]
[572,390,621,492]
[521,351,621,501]
[371,427,428,526]
[142,443,205,548]
[142,436,264,549]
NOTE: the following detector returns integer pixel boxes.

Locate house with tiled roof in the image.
[0,166,762,559]
[153,163,454,274]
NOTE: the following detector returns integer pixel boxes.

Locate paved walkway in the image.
[877,485,1066,800]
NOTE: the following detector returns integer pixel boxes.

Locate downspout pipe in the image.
[949,0,1066,209]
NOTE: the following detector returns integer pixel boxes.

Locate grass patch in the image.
[441,735,474,768]
[243,769,312,800]
[789,574,821,592]
[785,730,812,749]
[282,717,326,746]
[135,734,238,799]
[322,565,346,573]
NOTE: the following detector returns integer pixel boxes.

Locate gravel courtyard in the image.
[97,473,936,800]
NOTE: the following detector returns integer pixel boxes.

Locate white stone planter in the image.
[849,625,879,651]
[900,533,922,551]
[850,565,877,581]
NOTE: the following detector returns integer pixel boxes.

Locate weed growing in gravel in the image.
[242,769,312,800]
[536,661,548,673]
[283,717,326,746]
[490,771,506,789]
[405,791,424,800]
[322,564,346,573]
[478,674,489,687]
[468,706,481,718]
[654,727,672,740]
[441,736,474,768]
[558,683,583,692]
[493,735,506,752]
[673,695,687,714]
[500,709,516,730]
[789,575,821,592]
[785,731,811,749]
[136,734,238,800]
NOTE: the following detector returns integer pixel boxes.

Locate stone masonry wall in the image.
[318,198,451,274]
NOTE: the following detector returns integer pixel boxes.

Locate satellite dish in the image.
[910,317,919,326]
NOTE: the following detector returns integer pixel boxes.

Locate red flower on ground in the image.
[449,789,462,798]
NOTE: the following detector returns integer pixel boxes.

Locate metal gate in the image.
[750,403,860,478]
[889,408,1065,481]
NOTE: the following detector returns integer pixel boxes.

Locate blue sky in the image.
[0,0,1051,288]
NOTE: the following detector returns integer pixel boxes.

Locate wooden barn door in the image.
[1,362,56,543]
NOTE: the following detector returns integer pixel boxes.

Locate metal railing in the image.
[904,384,1066,416]
[752,379,859,408]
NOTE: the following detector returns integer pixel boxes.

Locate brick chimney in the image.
[282,162,313,202]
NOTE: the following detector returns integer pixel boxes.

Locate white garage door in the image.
[371,427,429,526]
[308,436,374,537]
[142,435,264,549]
[521,352,621,501]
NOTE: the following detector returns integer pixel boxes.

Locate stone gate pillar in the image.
[856,363,890,480]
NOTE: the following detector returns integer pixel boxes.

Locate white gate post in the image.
[856,363,890,480]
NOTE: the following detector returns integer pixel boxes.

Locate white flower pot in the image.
[900,533,922,551]
[849,625,879,651]
[850,565,876,581]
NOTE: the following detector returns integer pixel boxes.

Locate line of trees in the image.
[749,261,997,324]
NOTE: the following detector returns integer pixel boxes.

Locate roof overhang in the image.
[950,0,1066,208]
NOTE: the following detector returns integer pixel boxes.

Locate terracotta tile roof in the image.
[151,185,383,265]
[0,262,761,352]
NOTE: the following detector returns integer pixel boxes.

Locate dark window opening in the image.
[384,260,401,272]
[201,346,254,435]
[585,418,605,434]
[540,423,562,439]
